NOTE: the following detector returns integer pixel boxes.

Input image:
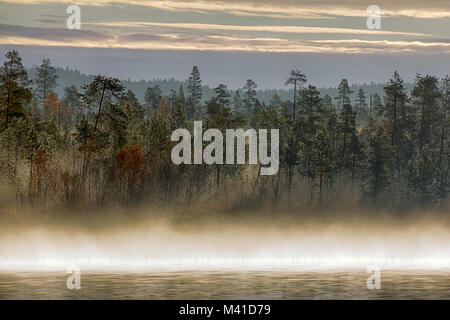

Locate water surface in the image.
[0,269,449,299]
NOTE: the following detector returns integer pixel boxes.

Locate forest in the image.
[24,66,390,107]
[0,49,448,215]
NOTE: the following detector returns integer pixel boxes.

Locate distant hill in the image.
[26,66,409,105]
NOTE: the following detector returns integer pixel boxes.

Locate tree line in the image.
[0,50,448,212]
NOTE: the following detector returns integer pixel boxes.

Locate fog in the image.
[5,46,450,89]
[1,208,449,271]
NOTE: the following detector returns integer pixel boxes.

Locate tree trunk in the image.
[81,81,106,194]
[420,100,425,152]
[292,80,297,121]
[5,80,11,129]
[319,170,323,206]
[391,96,397,147]
[216,166,220,190]
[288,165,293,203]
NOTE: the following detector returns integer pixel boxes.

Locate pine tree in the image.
[285,70,307,121]
[323,95,333,109]
[79,75,125,191]
[335,79,353,108]
[172,85,187,129]
[297,85,323,200]
[362,125,393,205]
[410,75,444,205]
[144,84,162,114]
[323,99,339,192]
[62,85,82,125]
[171,97,187,130]
[270,93,282,111]
[75,115,93,153]
[232,90,243,115]
[125,89,145,137]
[348,133,364,190]
[313,128,334,205]
[355,88,369,123]
[337,103,357,174]
[204,96,243,190]
[126,89,141,110]
[108,101,128,149]
[411,74,442,152]
[0,50,32,130]
[43,92,59,123]
[436,76,450,203]
[372,93,383,118]
[383,71,410,178]
[34,58,58,104]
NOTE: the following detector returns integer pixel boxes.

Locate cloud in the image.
[35,19,61,25]
[88,21,429,37]
[0,23,449,54]
[4,0,450,19]
[0,23,112,42]
[118,33,176,42]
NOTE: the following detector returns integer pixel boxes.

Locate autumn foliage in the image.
[114,143,147,204]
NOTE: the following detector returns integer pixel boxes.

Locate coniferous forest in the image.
[0,50,449,215]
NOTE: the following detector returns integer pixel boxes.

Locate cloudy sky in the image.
[1,0,450,88]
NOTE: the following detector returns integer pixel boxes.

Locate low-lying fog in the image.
[0,208,449,270]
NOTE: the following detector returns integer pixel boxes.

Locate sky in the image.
[1,0,450,88]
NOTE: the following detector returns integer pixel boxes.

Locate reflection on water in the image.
[0,269,449,299]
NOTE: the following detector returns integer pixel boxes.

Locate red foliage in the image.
[115,143,146,178]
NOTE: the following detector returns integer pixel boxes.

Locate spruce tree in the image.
[232,90,243,115]
[214,84,231,107]
[243,79,257,121]
[187,66,203,119]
